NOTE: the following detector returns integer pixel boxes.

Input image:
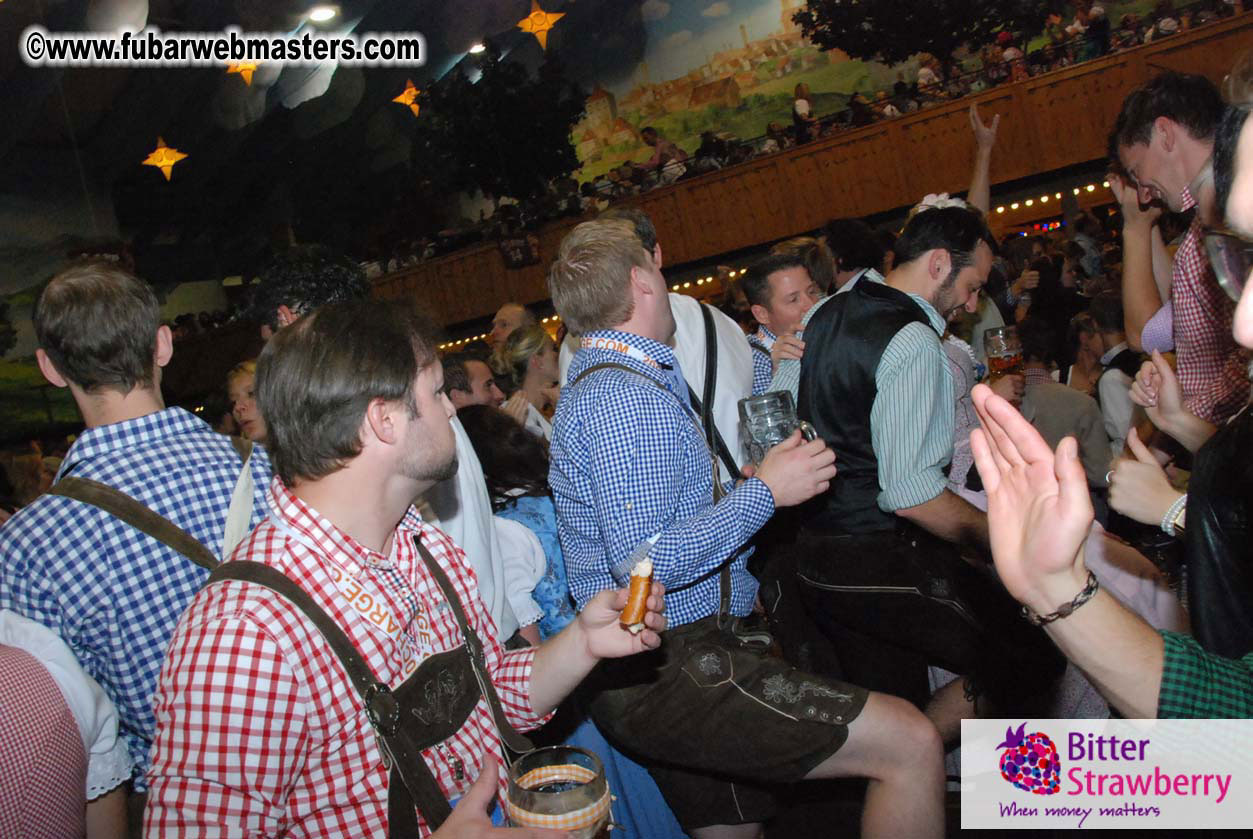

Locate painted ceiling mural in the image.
[566,0,881,179]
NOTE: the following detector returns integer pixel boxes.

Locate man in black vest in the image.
[1089,293,1142,456]
[792,206,1064,743]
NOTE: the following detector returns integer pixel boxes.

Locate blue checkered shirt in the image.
[0,408,272,788]
[550,329,774,628]
[748,327,776,396]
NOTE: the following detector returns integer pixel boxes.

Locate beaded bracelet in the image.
[1022,570,1099,626]
[1160,493,1187,537]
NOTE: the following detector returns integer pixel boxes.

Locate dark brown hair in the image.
[257,300,437,486]
[33,261,161,394]
[456,404,551,509]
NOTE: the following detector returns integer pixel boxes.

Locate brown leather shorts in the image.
[587,615,869,829]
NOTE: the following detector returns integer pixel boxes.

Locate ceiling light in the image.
[469,43,486,54]
[1025,199,1034,207]
[996,206,1005,214]
[1086,184,1096,192]
[309,6,337,23]
[1040,195,1049,203]
[1073,188,1081,195]
[1055,192,1062,199]
[1102,181,1110,188]
[1011,202,1019,210]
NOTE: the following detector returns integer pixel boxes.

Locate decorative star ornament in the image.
[142,137,188,181]
[392,79,421,117]
[517,0,564,50]
[227,61,259,85]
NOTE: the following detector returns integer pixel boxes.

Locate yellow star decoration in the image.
[517,0,564,50]
[392,79,421,117]
[142,137,188,182]
[227,61,259,85]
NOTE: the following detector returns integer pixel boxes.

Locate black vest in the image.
[1103,346,1142,379]
[796,280,933,535]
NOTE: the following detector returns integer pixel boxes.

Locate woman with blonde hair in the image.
[490,323,560,440]
[226,359,266,444]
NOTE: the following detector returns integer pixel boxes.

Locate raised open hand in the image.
[970,384,1093,616]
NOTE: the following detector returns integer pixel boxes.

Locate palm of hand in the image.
[984,448,1091,604]
[971,384,1093,609]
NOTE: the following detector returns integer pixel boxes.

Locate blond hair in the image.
[227,359,257,388]
[548,220,651,335]
[490,323,551,396]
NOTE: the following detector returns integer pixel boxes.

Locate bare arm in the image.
[1110,175,1164,351]
[85,785,127,839]
[895,488,989,556]
[969,384,1164,719]
[966,103,999,215]
[1149,225,1172,304]
[529,585,663,716]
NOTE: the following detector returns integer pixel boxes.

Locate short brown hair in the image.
[548,220,650,335]
[33,261,161,394]
[257,300,437,486]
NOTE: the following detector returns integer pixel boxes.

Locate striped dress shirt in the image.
[774,272,953,511]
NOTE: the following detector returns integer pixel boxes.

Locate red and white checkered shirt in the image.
[146,479,547,837]
[1172,190,1250,424]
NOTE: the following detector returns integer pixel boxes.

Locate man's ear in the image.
[928,248,952,283]
[629,264,656,298]
[276,304,298,329]
[35,349,68,389]
[1155,116,1176,153]
[750,303,772,330]
[653,243,664,270]
[363,396,400,447]
[154,325,174,369]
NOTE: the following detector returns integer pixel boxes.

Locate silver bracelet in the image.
[1022,571,1099,626]
[1160,493,1187,536]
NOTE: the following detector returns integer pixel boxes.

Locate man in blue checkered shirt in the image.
[0,262,271,795]
[548,218,945,839]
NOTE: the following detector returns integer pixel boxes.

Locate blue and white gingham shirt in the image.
[748,326,776,396]
[0,408,271,788]
[549,329,774,628]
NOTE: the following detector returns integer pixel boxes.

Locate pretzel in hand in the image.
[619,558,653,634]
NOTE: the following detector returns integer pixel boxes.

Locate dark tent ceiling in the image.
[0,0,650,295]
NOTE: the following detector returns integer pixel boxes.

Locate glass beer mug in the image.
[983,325,1024,381]
[738,390,819,466]
[504,746,612,839]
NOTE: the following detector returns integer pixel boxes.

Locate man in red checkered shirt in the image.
[1110,72,1249,425]
[146,302,664,837]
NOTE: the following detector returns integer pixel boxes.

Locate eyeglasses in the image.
[1202,229,1251,304]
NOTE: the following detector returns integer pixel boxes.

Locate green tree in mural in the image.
[794,0,1058,64]
[0,302,16,358]
[412,46,585,203]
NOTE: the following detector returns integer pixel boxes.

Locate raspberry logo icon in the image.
[996,722,1060,795]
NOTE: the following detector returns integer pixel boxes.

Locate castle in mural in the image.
[571,0,872,179]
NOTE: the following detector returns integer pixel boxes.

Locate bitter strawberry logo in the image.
[996,722,1061,795]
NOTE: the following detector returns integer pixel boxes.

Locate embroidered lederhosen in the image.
[207,537,533,838]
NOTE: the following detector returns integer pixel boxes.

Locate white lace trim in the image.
[0,611,133,799]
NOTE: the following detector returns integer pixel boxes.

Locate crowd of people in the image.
[1,35,1251,839]
[370,0,1246,267]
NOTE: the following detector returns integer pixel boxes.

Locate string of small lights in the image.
[994,181,1110,215]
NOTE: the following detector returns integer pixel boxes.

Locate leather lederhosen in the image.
[208,537,533,837]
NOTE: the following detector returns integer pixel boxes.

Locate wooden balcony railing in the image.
[374,12,1252,326]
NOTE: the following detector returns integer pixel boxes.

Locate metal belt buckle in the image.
[364,682,400,737]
